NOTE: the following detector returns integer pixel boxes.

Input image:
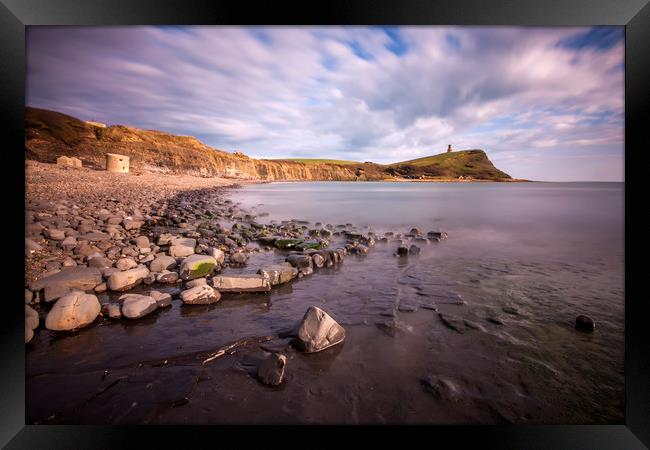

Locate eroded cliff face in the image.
[25,107,383,181]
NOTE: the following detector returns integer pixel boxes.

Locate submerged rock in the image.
[258,353,287,386]
[101,303,122,319]
[45,291,101,331]
[212,274,271,293]
[396,246,409,257]
[149,255,177,272]
[294,306,346,353]
[422,375,462,402]
[438,313,467,333]
[575,315,595,332]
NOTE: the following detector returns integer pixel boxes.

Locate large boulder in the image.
[180,285,221,305]
[179,254,218,280]
[107,265,150,291]
[149,255,177,272]
[120,294,158,319]
[294,306,346,353]
[169,244,194,258]
[45,291,101,331]
[212,274,271,293]
[31,267,103,303]
[258,353,287,386]
[257,263,298,286]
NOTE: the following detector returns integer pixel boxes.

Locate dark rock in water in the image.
[421,375,462,402]
[575,315,595,332]
[487,316,505,325]
[438,313,467,333]
[286,254,313,271]
[375,318,411,336]
[420,303,438,311]
[275,238,303,249]
[349,244,369,255]
[398,304,419,313]
[396,246,409,257]
[257,353,287,386]
[409,244,421,255]
[502,305,520,316]
[409,228,421,235]
[296,240,324,251]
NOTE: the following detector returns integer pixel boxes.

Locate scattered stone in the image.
[116,257,138,271]
[93,282,107,294]
[169,244,195,258]
[179,254,218,280]
[311,253,325,269]
[149,255,177,273]
[409,244,421,255]
[25,289,33,304]
[212,274,271,293]
[135,236,150,249]
[107,265,150,291]
[185,278,207,288]
[156,271,180,284]
[575,315,595,332]
[209,247,226,265]
[88,256,113,268]
[45,291,101,331]
[101,303,122,319]
[180,284,221,304]
[149,290,172,307]
[258,353,287,386]
[396,246,409,257]
[230,251,249,265]
[120,294,158,319]
[26,305,39,330]
[286,254,313,271]
[45,228,66,241]
[257,263,298,286]
[294,306,346,353]
[30,266,103,301]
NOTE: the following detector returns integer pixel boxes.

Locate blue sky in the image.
[26,26,624,181]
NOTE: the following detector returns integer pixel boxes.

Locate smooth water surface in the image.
[27,182,624,424]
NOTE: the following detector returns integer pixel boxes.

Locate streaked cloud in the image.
[26,26,624,181]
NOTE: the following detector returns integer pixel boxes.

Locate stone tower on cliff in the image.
[447,144,452,153]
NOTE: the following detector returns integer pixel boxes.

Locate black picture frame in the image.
[2,0,648,447]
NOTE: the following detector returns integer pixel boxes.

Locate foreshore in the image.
[26,160,437,344]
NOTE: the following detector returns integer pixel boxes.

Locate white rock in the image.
[107,265,150,291]
[180,285,221,305]
[45,291,101,331]
[120,294,158,319]
[295,306,346,353]
[212,274,271,293]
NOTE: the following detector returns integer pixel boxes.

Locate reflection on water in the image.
[26,182,624,424]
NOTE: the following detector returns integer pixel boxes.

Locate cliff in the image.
[25,107,513,181]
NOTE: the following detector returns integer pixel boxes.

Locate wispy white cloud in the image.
[26,26,624,181]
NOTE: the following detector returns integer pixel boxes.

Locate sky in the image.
[26,26,624,181]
